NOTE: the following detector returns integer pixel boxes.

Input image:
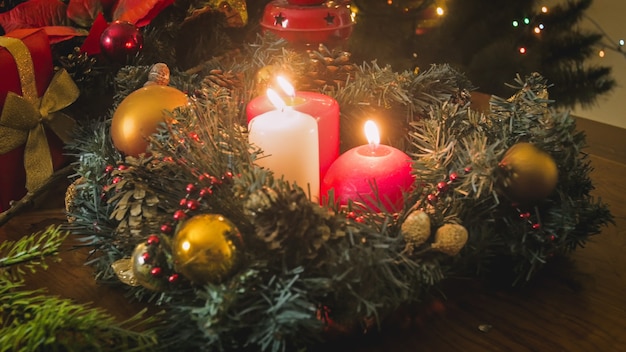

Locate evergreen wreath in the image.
[52,34,612,351]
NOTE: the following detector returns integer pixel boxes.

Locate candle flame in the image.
[266,88,286,110]
[276,76,296,98]
[364,120,380,147]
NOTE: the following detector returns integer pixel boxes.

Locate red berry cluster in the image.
[140,234,180,284]
[512,204,556,243]
[102,163,129,201]
[426,168,468,205]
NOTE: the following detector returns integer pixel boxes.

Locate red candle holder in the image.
[260,0,354,47]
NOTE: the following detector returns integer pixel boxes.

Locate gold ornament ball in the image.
[172,214,242,285]
[498,142,558,202]
[401,210,431,248]
[431,223,468,256]
[131,242,167,291]
[111,85,188,156]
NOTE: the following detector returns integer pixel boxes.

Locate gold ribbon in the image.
[0,36,79,192]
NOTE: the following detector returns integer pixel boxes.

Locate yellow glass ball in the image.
[499,142,559,202]
[172,214,242,285]
[111,85,188,156]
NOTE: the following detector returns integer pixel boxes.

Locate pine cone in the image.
[299,44,357,91]
[244,183,344,261]
[202,68,243,90]
[57,47,97,83]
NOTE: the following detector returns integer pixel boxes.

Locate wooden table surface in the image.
[1,117,625,351]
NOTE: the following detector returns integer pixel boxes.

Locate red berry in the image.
[185,183,196,193]
[168,273,179,283]
[186,199,199,210]
[147,234,160,245]
[105,165,115,173]
[141,252,150,262]
[449,172,458,182]
[160,223,173,233]
[199,188,213,197]
[427,193,438,204]
[150,267,162,277]
[437,181,449,192]
[173,210,187,221]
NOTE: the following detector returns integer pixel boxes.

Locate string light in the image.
[519,47,527,54]
[620,39,625,46]
[523,17,530,25]
[534,27,541,34]
[512,20,519,27]
[599,49,605,58]
[436,7,444,16]
[541,6,548,13]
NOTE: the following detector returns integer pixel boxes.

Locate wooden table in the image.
[1,117,625,351]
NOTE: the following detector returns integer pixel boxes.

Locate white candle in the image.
[248,89,320,200]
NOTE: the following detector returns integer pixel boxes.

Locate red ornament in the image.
[260,0,354,47]
[100,21,143,63]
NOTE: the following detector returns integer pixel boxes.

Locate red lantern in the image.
[287,0,326,5]
[260,0,354,47]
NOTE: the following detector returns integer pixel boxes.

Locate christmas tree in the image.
[0,0,614,351]
[351,0,616,108]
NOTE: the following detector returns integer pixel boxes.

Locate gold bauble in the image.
[111,85,188,156]
[431,223,468,256]
[401,210,431,250]
[498,142,558,203]
[172,214,242,285]
[131,242,167,291]
[254,65,279,97]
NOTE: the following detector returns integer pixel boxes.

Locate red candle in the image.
[321,121,414,212]
[246,77,340,183]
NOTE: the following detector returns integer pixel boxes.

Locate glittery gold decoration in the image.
[172,214,242,285]
[431,223,469,256]
[65,177,85,223]
[400,210,431,253]
[112,258,139,286]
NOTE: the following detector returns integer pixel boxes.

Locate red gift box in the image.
[0,29,74,213]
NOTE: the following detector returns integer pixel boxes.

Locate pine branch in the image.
[0,226,67,282]
[0,281,159,351]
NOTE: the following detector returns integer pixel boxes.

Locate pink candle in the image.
[321,121,414,212]
[246,77,339,183]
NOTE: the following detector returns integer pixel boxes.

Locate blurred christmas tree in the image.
[350,0,615,108]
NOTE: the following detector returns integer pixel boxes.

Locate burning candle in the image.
[248,88,320,199]
[321,120,414,212]
[246,76,340,183]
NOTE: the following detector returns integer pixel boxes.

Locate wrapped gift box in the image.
[0,29,74,212]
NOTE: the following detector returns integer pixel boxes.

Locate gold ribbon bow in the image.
[0,36,79,192]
